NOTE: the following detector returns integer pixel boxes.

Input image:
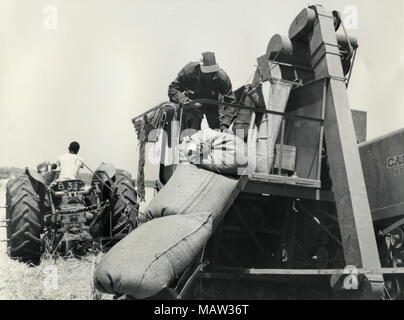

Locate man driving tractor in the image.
[168,51,237,131]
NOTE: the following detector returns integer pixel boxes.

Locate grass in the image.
[0,251,108,300]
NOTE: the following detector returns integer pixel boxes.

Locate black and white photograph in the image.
[1,0,404,306]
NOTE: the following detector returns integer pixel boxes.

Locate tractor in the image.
[5,162,138,264]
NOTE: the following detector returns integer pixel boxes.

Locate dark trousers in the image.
[182,104,220,131]
[165,104,220,147]
[232,108,251,142]
[231,95,264,142]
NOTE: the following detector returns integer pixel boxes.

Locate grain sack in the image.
[94,211,213,299]
[179,128,248,174]
[137,163,238,224]
[256,79,292,173]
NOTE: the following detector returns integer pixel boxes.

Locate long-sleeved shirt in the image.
[168,62,237,128]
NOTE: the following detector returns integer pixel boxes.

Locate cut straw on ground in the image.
[0,251,114,300]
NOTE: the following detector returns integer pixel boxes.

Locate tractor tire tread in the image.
[108,169,138,237]
[6,175,43,263]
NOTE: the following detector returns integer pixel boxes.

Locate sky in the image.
[0,0,403,178]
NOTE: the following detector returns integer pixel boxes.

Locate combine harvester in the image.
[96,5,404,299]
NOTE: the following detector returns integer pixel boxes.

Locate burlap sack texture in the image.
[94,164,239,298]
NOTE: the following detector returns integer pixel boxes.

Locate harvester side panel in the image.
[284,80,324,181]
[359,128,404,222]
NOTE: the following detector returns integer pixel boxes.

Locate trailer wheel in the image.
[6,175,44,264]
[383,276,403,300]
[107,169,138,237]
[382,248,404,300]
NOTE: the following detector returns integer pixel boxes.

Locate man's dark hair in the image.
[68,141,80,154]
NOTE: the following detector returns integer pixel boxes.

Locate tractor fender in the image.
[94,163,117,182]
[25,167,45,185]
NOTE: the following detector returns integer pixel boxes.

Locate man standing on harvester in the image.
[168,51,237,131]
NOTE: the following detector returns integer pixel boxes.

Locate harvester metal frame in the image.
[157,95,404,299]
[132,5,404,299]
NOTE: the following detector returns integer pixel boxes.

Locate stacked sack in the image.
[94,164,238,299]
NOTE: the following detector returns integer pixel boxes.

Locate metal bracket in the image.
[380,216,404,237]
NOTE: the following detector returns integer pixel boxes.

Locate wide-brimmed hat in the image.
[200,51,220,73]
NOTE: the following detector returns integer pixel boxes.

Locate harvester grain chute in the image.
[94,5,404,299]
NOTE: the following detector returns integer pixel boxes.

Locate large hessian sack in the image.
[256,79,292,173]
[94,211,213,299]
[138,163,238,224]
[178,128,248,174]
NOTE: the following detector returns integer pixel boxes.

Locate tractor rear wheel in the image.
[6,174,44,264]
[107,169,138,238]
